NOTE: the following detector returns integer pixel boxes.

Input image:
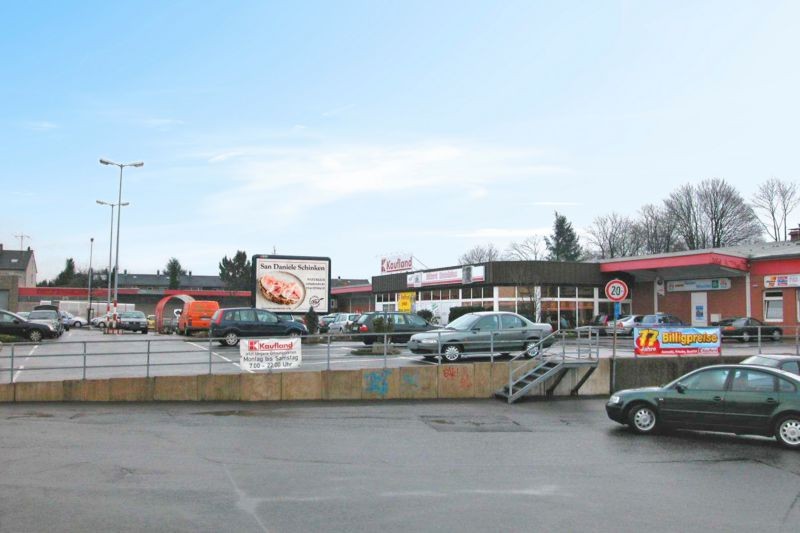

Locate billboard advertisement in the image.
[407,265,485,288]
[634,327,721,356]
[252,255,331,313]
[667,278,731,292]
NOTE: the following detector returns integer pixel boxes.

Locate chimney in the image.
[790,226,800,242]
[156,270,160,276]
[27,246,31,251]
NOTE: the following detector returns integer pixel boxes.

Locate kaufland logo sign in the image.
[381,255,413,274]
[248,340,294,351]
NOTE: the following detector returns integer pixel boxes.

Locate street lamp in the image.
[96,199,130,330]
[99,158,143,331]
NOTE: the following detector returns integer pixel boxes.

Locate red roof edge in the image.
[600,253,749,273]
[331,285,372,295]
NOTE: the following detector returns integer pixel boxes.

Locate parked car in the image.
[0,310,58,342]
[91,313,113,328]
[210,307,308,346]
[350,312,434,345]
[639,313,685,327]
[576,314,610,336]
[603,315,644,336]
[408,311,553,362]
[27,309,64,337]
[328,313,360,334]
[16,311,30,320]
[60,311,85,329]
[606,364,800,449]
[740,354,800,375]
[118,311,148,334]
[178,300,220,336]
[318,314,337,333]
[713,317,782,343]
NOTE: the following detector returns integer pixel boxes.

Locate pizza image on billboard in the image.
[252,255,331,313]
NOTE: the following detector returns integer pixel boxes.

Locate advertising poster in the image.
[239,338,302,371]
[252,255,331,313]
[634,327,721,356]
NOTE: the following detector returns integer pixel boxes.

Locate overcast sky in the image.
[2,1,799,281]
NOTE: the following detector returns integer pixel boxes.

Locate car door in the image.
[0,311,23,337]
[254,309,282,336]
[723,368,780,434]
[497,314,527,351]
[388,313,409,342]
[235,309,258,336]
[780,361,800,376]
[465,315,499,353]
[658,368,731,429]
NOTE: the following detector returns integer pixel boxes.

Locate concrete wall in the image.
[0,356,749,403]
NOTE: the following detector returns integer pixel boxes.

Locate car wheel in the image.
[98,321,106,329]
[224,332,239,347]
[442,344,462,362]
[28,330,43,342]
[741,332,750,343]
[523,339,540,358]
[363,338,374,346]
[772,330,782,342]
[289,330,301,337]
[73,321,82,328]
[775,415,800,449]
[627,403,659,434]
[141,329,148,335]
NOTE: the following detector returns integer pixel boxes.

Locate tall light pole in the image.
[97,199,130,329]
[99,158,143,330]
[87,237,94,323]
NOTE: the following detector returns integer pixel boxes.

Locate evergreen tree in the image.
[545,211,583,261]
[165,258,186,289]
[304,305,319,335]
[219,250,252,290]
[53,258,77,286]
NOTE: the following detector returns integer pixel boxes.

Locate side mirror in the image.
[13,319,20,324]
[675,383,686,394]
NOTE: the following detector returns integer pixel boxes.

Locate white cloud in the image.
[23,121,58,131]
[202,141,571,224]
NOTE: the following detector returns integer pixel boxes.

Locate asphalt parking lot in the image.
[1,398,799,532]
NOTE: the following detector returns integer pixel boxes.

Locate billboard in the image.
[252,255,331,313]
[407,266,485,288]
[634,327,721,356]
[667,278,731,292]
[764,274,800,288]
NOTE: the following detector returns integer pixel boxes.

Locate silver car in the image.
[328,313,359,334]
[408,311,553,362]
[27,309,64,337]
[602,314,644,336]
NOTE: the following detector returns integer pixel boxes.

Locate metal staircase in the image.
[495,329,600,404]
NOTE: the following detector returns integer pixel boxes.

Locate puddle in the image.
[420,415,530,432]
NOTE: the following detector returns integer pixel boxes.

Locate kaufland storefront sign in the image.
[381,255,414,274]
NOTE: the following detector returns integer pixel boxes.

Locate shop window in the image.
[541,285,557,298]
[498,301,516,312]
[764,291,783,322]
[518,286,534,297]
[560,286,576,298]
[498,286,516,298]
[577,287,594,299]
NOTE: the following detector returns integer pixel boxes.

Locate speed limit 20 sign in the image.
[605,279,629,302]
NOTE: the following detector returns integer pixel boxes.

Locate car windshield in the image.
[741,356,781,368]
[130,311,145,318]
[29,310,57,320]
[446,314,480,330]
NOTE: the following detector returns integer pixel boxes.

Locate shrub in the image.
[416,309,434,323]
[304,306,319,334]
[448,306,486,323]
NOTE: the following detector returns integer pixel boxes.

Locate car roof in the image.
[684,363,800,382]
[744,354,800,361]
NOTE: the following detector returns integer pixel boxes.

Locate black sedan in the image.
[606,364,800,449]
[210,307,307,346]
[0,310,58,342]
[715,317,782,343]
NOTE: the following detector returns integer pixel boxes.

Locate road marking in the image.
[13,344,38,383]
[185,341,253,373]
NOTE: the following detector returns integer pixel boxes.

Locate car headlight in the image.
[47,324,55,331]
[609,395,622,404]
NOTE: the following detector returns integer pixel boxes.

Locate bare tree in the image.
[753,178,800,241]
[664,178,761,250]
[586,213,643,259]
[458,243,500,265]
[504,235,545,260]
[637,204,680,254]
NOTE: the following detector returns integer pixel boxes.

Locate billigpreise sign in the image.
[240,338,302,371]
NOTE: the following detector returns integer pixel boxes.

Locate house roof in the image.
[117,273,224,289]
[0,248,34,272]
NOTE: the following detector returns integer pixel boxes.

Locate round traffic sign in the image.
[605,279,629,302]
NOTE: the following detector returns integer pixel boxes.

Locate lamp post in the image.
[87,237,94,323]
[96,199,130,331]
[99,158,143,331]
